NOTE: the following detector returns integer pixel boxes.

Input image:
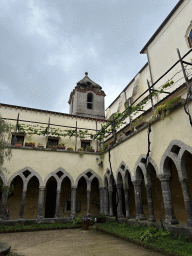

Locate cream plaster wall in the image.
[3,149,104,186]
[106,64,151,120]
[0,105,106,150]
[147,0,192,94]
[103,101,192,180]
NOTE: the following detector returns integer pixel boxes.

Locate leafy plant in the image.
[72,215,82,225]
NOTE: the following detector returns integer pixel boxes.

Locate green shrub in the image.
[72,215,82,225]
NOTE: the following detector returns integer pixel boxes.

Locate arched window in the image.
[188,29,192,48]
[87,93,93,109]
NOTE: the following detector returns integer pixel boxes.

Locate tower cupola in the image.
[68,72,106,119]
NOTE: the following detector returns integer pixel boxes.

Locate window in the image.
[81,141,90,151]
[47,138,59,148]
[11,135,24,146]
[87,93,93,109]
[188,29,192,48]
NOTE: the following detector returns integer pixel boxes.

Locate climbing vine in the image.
[11,80,178,145]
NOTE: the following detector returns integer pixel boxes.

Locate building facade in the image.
[0,0,192,236]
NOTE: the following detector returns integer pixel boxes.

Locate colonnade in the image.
[103,172,192,228]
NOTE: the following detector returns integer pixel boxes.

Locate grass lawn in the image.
[96,221,192,256]
[0,222,81,232]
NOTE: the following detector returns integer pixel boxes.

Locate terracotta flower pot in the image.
[81,220,90,230]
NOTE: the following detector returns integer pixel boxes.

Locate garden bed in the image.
[0,222,81,233]
[96,222,192,256]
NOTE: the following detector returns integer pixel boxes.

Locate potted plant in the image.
[25,141,35,147]
[86,145,95,152]
[81,216,91,230]
[125,128,134,136]
[38,143,44,148]
[67,146,74,152]
[15,141,23,147]
[51,145,57,150]
[56,144,65,150]
[78,147,84,156]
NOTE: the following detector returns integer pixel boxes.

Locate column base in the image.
[164,217,179,225]
[36,215,43,222]
[86,213,91,217]
[70,212,76,219]
[149,216,156,222]
[126,213,131,219]
[136,214,147,221]
[118,214,125,218]
[18,217,24,220]
[187,220,192,228]
[54,215,59,220]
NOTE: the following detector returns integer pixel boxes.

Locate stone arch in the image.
[75,169,102,190]
[53,167,74,190]
[159,140,192,225]
[0,172,6,186]
[116,170,124,185]
[160,140,186,179]
[134,155,148,181]
[8,167,43,189]
[179,143,192,179]
[44,170,62,190]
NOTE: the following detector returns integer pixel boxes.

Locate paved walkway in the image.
[0,227,162,256]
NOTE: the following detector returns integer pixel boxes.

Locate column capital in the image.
[71,187,77,191]
[39,186,45,191]
[132,180,142,186]
[22,189,27,193]
[56,190,61,194]
[87,189,91,193]
[179,177,188,183]
[158,174,171,181]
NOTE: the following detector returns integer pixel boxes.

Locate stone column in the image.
[54,190,61,219]
[179,177,192,228]
[117,184,124,218]
[109,190,113,216]
[70,187,77,218]
[159,174,179,225]
[36,187,45,220]
[104,187,109,215]
[18,189,27,219]
[99,188,104,215]
[145,183,156,222]
[87,190,91,217]
[0,187,9,220]
[124,188,131,218]
[132,180,147,220]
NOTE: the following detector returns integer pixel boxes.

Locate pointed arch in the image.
[54,167,74,189]
[0,172,6,186]
[74,169,102,189]
[160,140,187,178]
[8,167,43,189]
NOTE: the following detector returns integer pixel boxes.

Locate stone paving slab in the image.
[0,228,162,256]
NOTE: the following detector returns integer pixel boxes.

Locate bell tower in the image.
[68,72,106,119]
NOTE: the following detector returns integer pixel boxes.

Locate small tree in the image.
[0,114,13,220]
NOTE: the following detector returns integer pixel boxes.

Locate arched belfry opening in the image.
[87,93,93,109]
[68,72,106,119]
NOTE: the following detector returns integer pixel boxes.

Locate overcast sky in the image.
[0,0,178,114]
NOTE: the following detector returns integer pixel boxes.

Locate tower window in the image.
[188,29,192,48]
[87,93,93,109]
